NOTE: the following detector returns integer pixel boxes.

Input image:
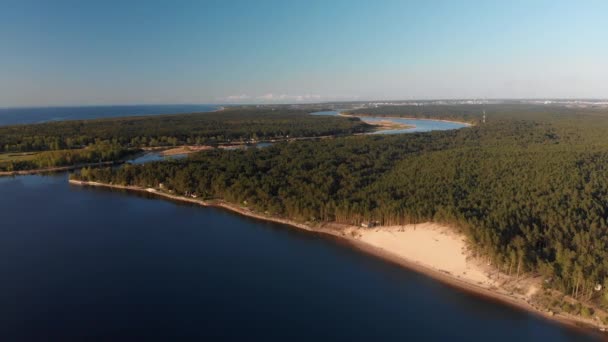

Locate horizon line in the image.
[2,97,608,110]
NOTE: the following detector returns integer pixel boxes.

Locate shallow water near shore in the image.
[0,104,218,126]
[0,173,600,341]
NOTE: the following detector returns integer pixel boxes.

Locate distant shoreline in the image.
[69,179,606,335]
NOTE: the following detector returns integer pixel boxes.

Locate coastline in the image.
[69,179,607,335]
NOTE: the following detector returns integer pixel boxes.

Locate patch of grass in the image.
[581,306,594,318]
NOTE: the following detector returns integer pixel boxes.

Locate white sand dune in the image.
[354,223,496,287]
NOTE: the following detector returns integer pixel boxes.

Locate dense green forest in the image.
[0,108,370,171]
[0,108,370,152]
[73,104,608,302]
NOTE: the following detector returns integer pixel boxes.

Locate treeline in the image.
[73,105,608,302]
[0,142,136,172]
[0,108,370,152]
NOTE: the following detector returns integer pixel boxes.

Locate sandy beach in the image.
[159,145,215,156]
[68,179,608,334]
[352,223,495,287]
[364,119,414,131]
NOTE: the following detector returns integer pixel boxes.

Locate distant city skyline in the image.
[1,0,607,107]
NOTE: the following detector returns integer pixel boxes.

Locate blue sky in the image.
[1,0,607,106]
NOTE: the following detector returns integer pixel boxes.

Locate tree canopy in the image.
[0,108,370,152]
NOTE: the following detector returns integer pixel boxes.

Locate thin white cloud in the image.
[258,93,322,102]
[223,94,251,101]
[220,93,358,104]
[258,93,276,100]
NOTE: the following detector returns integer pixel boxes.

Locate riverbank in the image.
[366,119,414,131]
[158,145,215,156]
[69,179,607,335]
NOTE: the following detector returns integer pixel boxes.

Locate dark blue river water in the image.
[0,104,218,126]
[0,173,600,341]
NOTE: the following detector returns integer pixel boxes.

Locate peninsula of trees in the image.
[0,108,370,172]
